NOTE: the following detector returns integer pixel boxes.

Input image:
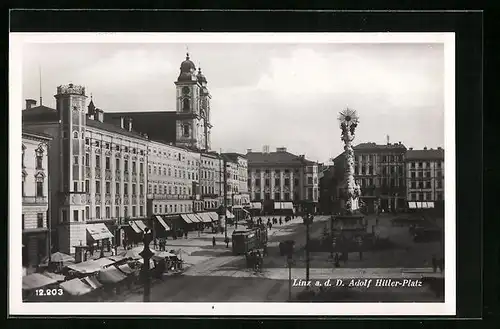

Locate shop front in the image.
[86,223,114,256]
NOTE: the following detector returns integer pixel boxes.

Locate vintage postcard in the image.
[9,32,455,316]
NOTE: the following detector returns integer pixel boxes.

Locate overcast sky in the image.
[22,42,444,163]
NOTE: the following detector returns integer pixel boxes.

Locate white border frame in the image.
[9,32,455,316]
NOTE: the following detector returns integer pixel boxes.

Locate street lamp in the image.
[139,227,154,302]
[303,214,313,284]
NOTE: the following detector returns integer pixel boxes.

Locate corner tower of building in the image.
[54,83,88,254]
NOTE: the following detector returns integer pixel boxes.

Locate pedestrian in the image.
[431,254,437,273]
[279,218,283,225]
[153,238,157,250]
[212,236,216,247]
[334,253,340,268]
[224,236,230,248]
[263,244,268,257]
[184,231,188,239]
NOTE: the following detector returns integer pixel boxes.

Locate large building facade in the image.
[23,86,150,253]
[247,147,319,214]
[22,129,52,269]
[405,147,445,206]
[147,140,200,217]
[331,142,407,213]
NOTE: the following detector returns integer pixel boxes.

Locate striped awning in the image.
[226,210,235,219]
[155,215,171,231]
[134,220,147,231]
[180,214,194,224]
[187,213,202,223]
[197,212,213,223]
[128,221,142,233]
[207,212,219,221]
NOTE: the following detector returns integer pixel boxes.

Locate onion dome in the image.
[178,52,196,82]
[197,67,207,84]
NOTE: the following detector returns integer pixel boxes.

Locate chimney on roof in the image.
[424,146,427,150]
[246,149,252,153]
[263,145,270,153]
[25,99,37,109]
[437,147,442,150]
[276,147,287,152]
[409,147,413,150]
[120,117,125,129]
[144,133,148,139]
[299,155,305,159]
[398,141,402,145]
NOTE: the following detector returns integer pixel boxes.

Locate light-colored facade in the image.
[222,153,251,207]
[22,129,51,268]
[23,85,150,254]
[201,152,221,210]
[247,147,319,213]
[147,140,200,216]
[405,147,445,203]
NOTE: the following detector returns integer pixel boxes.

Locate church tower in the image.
[55,83,88,254]
[174,53,211,151]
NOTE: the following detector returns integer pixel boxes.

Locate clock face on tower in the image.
[182,87,190,95]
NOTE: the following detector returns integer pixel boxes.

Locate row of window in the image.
[409,171,444,178]
[89,180,144,196]
[22,154,44,170]
[357,155,405,163]
[21,213,45,230]
[254,192,294,201]
[149,165,200,180]
[253,189,318,201]
[408,192,444,201]
[410,161,443,169]
[81,154,145,174]
[250,178,307,187]
[85,138,145,155]
[149,184,191,195]
[153,203,192,214]
[409,180,444,189]
[63,205,145,222]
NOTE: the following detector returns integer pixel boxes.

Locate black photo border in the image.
[7,8,485,326]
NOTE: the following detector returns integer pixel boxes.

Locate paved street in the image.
[107,214,443,302]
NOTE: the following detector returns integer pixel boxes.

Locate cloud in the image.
[22,42,444,163]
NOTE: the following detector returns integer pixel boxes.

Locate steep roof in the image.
[406,149,444,161]
[86,119,148,140]
[246,151,316,167]
[104,111,177,144]
[22,105,147,140]
[22,105,59,122]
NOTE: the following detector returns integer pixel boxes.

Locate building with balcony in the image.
[246,147,319,214]
[331,142,407,213]
[22,86,149,254]
[146,140,200,218]
[405,147,445,208]
[22,129,52,270]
